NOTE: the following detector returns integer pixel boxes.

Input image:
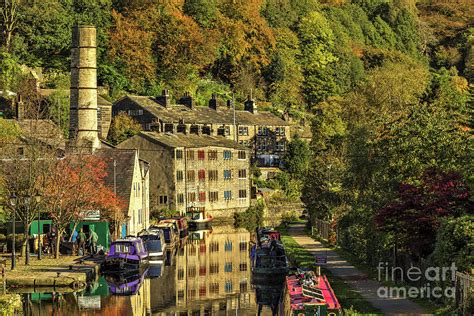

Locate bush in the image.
[234,201,265,231]
[281,211,299,225]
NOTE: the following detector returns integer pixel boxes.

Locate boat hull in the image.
[188,220,212,230]
[101,257,149,274]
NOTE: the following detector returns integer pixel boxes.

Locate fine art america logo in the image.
[377,262,457,299]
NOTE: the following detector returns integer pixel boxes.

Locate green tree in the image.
[284,135,310,179]
[0,50,21,90]
[183,0,217,28]
[298,11,338,105]
[107,112,142,145]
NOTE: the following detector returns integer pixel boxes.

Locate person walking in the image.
[88,229,99,256]
[77,228,86,256]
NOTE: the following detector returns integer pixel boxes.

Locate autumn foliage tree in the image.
[107,112,142,145]
[374,169,472,260]
[42,154,123,258]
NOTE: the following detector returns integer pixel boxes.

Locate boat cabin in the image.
[138,229,166,259]
[150,223,177,247]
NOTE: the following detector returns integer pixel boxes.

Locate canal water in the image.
[18,226,284,315]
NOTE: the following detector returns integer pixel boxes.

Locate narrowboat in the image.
[101,238,148,273]
[251,238,289,278]
[186,208,213,229]
[146,262,164,278]
[158,219,181,239]
[138,229,166,262]
[105,268,148,296]
[150,223,178,248]
[257,227,281,242]
[281,270,342,316]
[188,228,212,241]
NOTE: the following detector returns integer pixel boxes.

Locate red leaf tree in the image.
[41,154,124,258]
[374,168,472,260]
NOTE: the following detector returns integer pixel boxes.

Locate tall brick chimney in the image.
[179,92,194,110]
[69,25,100,151]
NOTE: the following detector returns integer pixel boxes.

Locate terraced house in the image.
[117,132,251,220]
[113,91,291,167]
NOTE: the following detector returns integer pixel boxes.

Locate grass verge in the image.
[279,227,382,315]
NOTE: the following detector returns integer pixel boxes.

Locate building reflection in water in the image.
[24,227,269,316]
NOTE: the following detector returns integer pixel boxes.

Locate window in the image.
[198,150,205,160]
[187,192,196,202]
[238,190,247,199]
[239,263,248,271]
[238,126,249,136]
[210,242,219,252]
[186,150,194,160]
[210,282,219,294]
[198,170,206,181]
[190,125,199,134]
[239,140,249,146]
[224,190,232,200]
[176,170,184,181]
[209,191,219,202]
[239,241,248,251]
[188,289,196,299]
[225,241,232,251]
[177,193,184,204]
[225,281,233,293]
[217,126,231,136]
[238,169,247,179]
[276,127,286,136]
[238,150,246,160]
[178,290,184,301]
[164,123,174,133]
[223,170,232,180]
[188,266,196,277]
[178,268,184,280]
[208,170,218,181]
[240,281,248,293]
[223,150,232,160]
[199,285,206,297]
[198,191,206,202]
[202,126,211,135]
[210,263,219,274]
[257,126,268,136]
[17,147,24,157]
[177,124,186,133]
[127,109,143,116]
[276,140,286,152]
[199,265,206,276]
[187,170,195,181]
[159,196,168,204]
[175,150,183,159]
[224,262,233,272]
[208,150,218,160]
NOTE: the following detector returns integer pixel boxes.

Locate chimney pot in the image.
[179,92,194,110]
[157,89,171,108]
[209,93,218,110]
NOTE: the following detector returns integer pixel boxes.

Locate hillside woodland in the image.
[0,0,473,309]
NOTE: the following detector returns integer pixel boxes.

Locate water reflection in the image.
[21,227,281,315]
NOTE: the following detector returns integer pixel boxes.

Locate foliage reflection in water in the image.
[19,227,284,315]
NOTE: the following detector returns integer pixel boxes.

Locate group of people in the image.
[70,228,99,256]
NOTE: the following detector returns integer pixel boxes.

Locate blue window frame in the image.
[225,262,232,272]
[223,150,232,160]
[224,191,232,200]
[223,170,231,180]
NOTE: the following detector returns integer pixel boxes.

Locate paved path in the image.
[288,223,430,316]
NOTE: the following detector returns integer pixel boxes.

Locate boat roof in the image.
[152,223,174,228]
[112,238,141,244]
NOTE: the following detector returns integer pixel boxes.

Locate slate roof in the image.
[16,119,66,148]
[139,131,247,150]
[94,148,137,209]
[121,95,291,126]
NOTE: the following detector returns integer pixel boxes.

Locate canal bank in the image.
[2,256,99,290]
[285,223,429,315]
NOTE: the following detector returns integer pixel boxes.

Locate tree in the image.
[0,0,19,51]
[0,117,19,145]
[298,11,338,104]
[374,169,472,259]
[283,135,310,179]
[183,0,217,28]
[42,154,123,258]
[107,112,142,145]
[0,50,20,91]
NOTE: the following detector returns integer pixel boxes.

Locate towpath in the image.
[288,223,430,316]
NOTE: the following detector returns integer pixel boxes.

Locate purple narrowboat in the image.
[105,268,148,296]
[101,238,148,273]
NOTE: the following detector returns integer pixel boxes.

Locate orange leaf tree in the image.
[42,154,124,258]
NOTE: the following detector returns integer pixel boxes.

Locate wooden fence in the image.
[311,219,332,241]
[455,272,473,315]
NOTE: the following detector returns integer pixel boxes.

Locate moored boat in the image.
[186,208,213,229]
[150,223,178,248]
[251,227,289,278]
[281,269,342,316]
[105,268,148,296]
[138,229,166,262]
[101,238,148,273]
[172,216,189,238]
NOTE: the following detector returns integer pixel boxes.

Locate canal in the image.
[19,226,284,315]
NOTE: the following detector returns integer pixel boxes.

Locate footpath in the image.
[288,223,430,316]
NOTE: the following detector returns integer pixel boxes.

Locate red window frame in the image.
[199,191,206,202]
[198,150,205,160]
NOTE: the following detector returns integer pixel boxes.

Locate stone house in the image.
[117,132,251,220]
[96,148,150,237]
[112,91,291,167]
